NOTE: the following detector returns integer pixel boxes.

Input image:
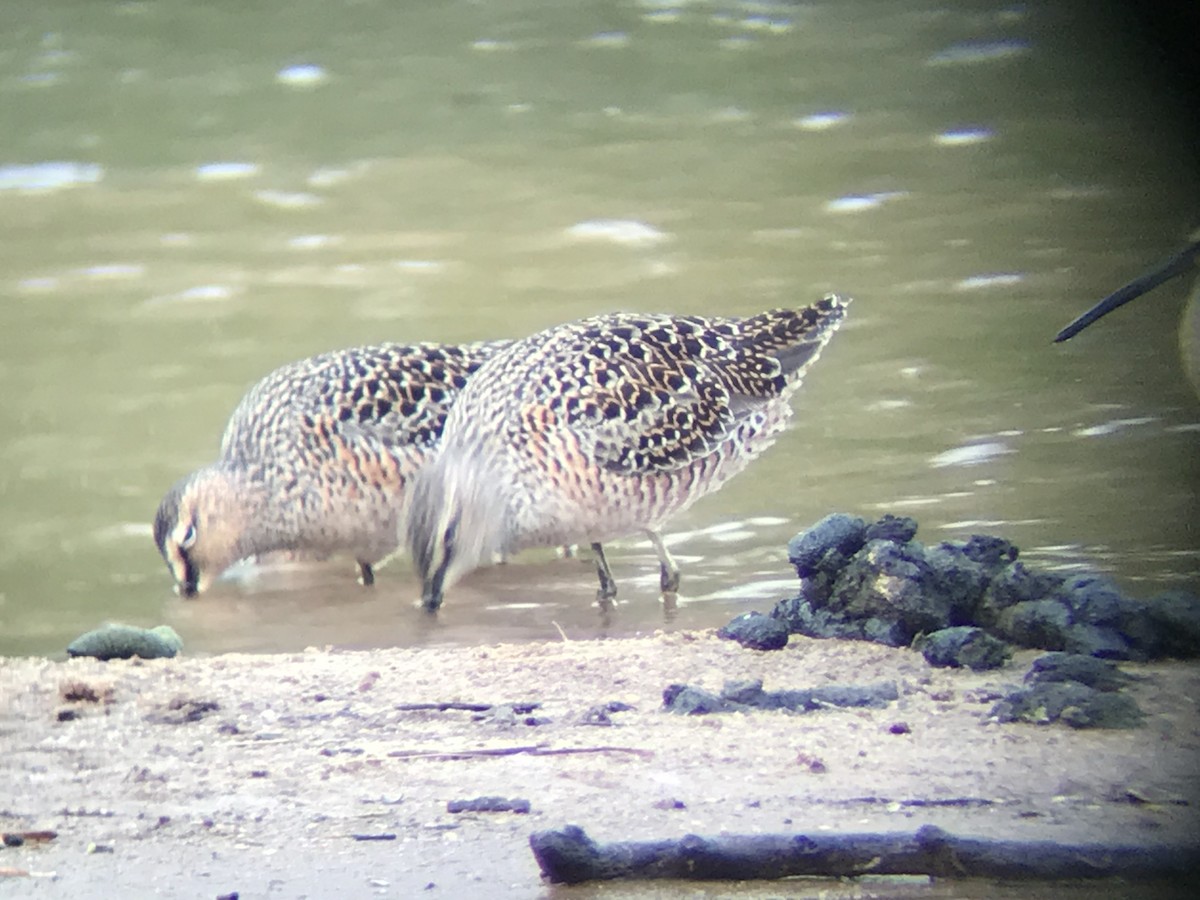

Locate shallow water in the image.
[1,0,1197,657]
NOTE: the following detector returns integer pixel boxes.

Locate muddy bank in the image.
[2,633,1199,898]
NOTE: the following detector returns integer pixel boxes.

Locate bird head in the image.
[405,445,506,611]
[152,467,255,597]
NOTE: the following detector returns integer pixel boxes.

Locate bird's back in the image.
[216,340,510,561]
[221,341,509,472]
[437,297,848,547]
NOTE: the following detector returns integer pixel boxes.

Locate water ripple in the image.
[927,40,1032,66]
[929,441,1013,468]
[0,161,103,191]
[955,273,1025,290]
[276,64,328,87]
[565,219,670,246]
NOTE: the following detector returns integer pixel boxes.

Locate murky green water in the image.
[1,0,1197,657]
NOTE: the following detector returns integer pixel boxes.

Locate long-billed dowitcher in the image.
[154,341,508,596]
[406,295,850,610]
[1055,234,1200,398]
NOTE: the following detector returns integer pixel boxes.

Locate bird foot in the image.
[659,571,680,593]
[358,562,375,587]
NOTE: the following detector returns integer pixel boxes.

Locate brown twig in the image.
[1,831,57,845]
[529,824,1197,884]
[1,867,56,878]
[394,701,541,714]
[387,744,653,762]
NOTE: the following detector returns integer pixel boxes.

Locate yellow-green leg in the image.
[591,542,618,603]
[645,530,680,593]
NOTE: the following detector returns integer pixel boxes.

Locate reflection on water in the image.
[1,0,1197,657]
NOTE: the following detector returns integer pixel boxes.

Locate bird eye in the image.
[181,522,197,550]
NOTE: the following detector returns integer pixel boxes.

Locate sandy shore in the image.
[2,632,1198,898]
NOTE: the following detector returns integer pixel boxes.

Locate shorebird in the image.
[406,294,850,611]
[1055,235,1200,398]
[153,340,508,596]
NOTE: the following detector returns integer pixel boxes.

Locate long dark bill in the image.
[1054,239,1200,343]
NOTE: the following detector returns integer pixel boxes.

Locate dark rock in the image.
[717,612,789,651]
[1145,591,1200,659]
[1056,575,1124,625]
[446,796,530,814]
[662,684,729,715]
[770,594,825,632]
[749,682,899,711]
[861,617,908,646]
[828,540,951,640]
[1063,624,1131,659]
[913,626,1011,671]
[996,599,1071,649]
[771,594,838,636]
[991,653,1142,729]
[1115,597,1159,660]
[924,543,990,623]
[1058,693,1142,729]
[956,535,1019,574]
[664,679,898,715]
[770,594,907,647]
[720,679,768,705]
[795,570,837,606]
[787,514,867,578]
[864,514,918,544]
[1026,653,1132,692]
[992,680,1080,722]
[804,682,899,709]
[979,562,1063,625]
[774,513,1187,663]
[990,681,1142,729]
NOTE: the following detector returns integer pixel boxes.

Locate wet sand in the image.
[2,633,1198,898]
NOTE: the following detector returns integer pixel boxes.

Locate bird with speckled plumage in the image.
[406,295,850,610]
[153,340,508,596]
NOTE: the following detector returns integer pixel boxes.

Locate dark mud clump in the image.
[447,797,531,814]
[913,626,1010,671]
[990,652,1143,729]
[717,612,790,650]
[768,513,1200,662]
[662,678,898,715]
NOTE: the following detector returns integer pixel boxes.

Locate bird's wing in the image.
[220,341,509,467]
[309,341,509,450]
[515,299,847,475]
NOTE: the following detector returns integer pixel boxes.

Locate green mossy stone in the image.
[67,624,183,661]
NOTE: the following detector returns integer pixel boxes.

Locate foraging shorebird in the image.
[406,295,850,611]
[153,341,508,596]
[1055,235,1200,398]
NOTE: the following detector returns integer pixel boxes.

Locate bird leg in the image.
[591,542,618,603]
[645,530,680,593]
[358,560,375,587]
